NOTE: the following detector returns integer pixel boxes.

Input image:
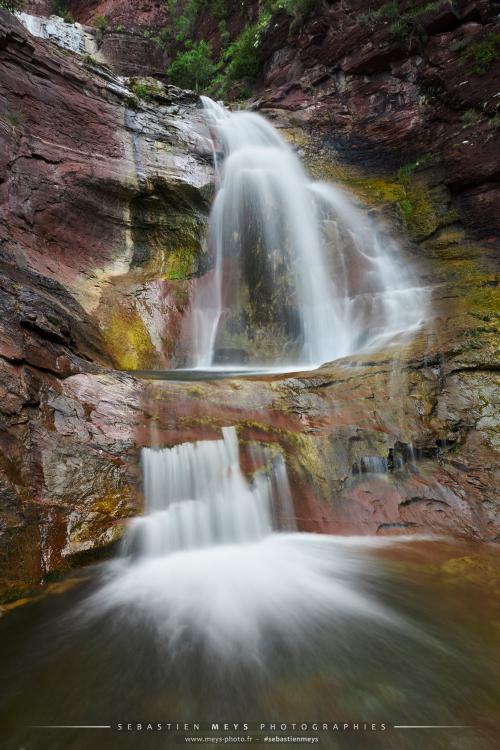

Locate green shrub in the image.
[166,0,201,43]
[462,33,500,73]
[449,36,469,53]
[222,10,271,82]
[91,13,109,43]
[389,1,453,40]
[223,25,262,80]
[461,108,480,125]
[358,0,399,26]
[0,0,24,12]
[52,0,73,22]
[82,54,99,66]
[274,0,318,23]
[218,19,230,46]
[91,14,108,32]
[167,41,216,91]
[397,153,439,182]
[358,1,456,41]
[130,81,161,101]
[5,107,22,128]
[488,113,500,130]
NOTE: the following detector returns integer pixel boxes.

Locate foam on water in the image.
[88,428,412,661]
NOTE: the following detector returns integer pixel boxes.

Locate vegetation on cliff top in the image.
[165,0,321,94]
[0,0,24,12]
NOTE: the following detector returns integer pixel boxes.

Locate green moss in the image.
[333,176,406,204]
[161,245,196,280]
[463,286,500,317]
[400,182,443,239]
[326,171,444,241]
[93,492,127,516]
[102,309,157,370]
[177,416,221,430]
[235,419,328,490]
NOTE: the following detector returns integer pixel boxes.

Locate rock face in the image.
[17,12,100,57]
[254,0,500,241]
[0,10,212,598]
[0,8,498,603]
[27,0,499,240]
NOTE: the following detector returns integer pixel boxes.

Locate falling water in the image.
[122,427,294,558]
[87,428,405,659]
[186,97,428,370]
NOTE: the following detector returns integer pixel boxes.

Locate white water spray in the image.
[89,428,411,658]
[122,427,294,558]
[187,97,428,370]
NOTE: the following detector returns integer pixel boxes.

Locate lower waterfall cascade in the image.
[88,428,404,657]
[122,427,294,557]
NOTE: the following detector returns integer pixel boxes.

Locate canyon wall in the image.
[0,5,498,602]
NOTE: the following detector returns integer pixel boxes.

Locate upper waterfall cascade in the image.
[186,97,429,370]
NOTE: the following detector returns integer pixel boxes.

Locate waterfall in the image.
[186,97,428,370]
[88,427,403,659]
[121,427,295,559]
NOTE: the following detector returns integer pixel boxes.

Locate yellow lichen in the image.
[102,309,157,370]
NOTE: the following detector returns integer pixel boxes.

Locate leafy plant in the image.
[223,25,262,80]
[488,113,500,130]
[166,0,201,43]
[358,1,399,26]
[91,13,109,44]
[4,107,22,128]
[358,1,457,42]
[82,54,99,66]
[167,41,216,91]
[52,0,73,22]
[449,36,469,53]
[462,33,500,73]
[218,19,230,46]
[389,1,454,41]
[130,80,161,101]
[274,0,318,24]
[461,108,480,125]
[222,10,271,82]
[397,153,439,182]
[91,14,108,31]
[0,0,24,12]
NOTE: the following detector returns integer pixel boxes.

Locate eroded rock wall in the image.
[0,6,498,604]
[0,10,212,598]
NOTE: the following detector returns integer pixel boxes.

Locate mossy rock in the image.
[102,308,158,370]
